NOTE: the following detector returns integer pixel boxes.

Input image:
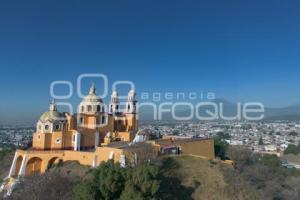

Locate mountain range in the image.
[139,99,300,121]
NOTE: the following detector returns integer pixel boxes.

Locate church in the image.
[33,84,138,151]
[0,84,215,197]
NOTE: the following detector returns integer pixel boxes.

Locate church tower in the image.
[109,91,120,114]
[125,90,138,133]
[125,90,137,114]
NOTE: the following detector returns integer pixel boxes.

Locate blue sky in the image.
[0,0,300,124]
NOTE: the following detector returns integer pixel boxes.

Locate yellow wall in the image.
[32,111,138,151]
[14,137,215,178]
[180,139,215,159]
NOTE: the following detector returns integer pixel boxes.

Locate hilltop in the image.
[2,146,300,200]
[158,156,258,200]
[1,152,258,200]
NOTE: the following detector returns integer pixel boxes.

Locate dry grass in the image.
[282,154,300,165]
[162,155,259,200]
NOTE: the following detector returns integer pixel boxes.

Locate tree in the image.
[228,147,300,200]
[258,137,264,145]
[289,131,298,137]
[10,171,77,200]
[172,130,180,135]
[73,180,95,200]
[74,161,161,200]
[0,149,11,161]
[120,164,160,200]
[259,154,281,168]
[214,137,229,160]
[284,144,300,155]
[217,132,231,139]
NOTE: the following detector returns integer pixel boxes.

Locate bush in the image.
[9,171,77,200]
[74,161,160,200]
[0,149,11,161]
[229,147,300,200]
[214,137,229,160]
[284,144,300,155]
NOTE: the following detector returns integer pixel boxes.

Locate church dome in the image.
[39,100,66,122]
[79,84,104,114]
[82,83,103,103]
[39,110,65,122]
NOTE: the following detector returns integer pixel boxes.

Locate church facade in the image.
[33,84,138,151]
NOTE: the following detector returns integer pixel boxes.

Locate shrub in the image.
[74,161,160,200]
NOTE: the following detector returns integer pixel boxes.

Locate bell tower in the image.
[109,91,120,114]
[125,90,138,134]
[125,90,137,114]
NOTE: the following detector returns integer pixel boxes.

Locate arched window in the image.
[128,105,130,110]
[55,124,60,130]
[80,117,83,124]
[110,105,113,112]
[45,125,49,130]
[116,105,119,110]
[97,105,101,112]
[81,106,84,112]
[87,105,92,112]
[102,116,106,124]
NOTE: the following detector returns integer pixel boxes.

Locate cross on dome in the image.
[89,83,96,95]
[49,98,57,111]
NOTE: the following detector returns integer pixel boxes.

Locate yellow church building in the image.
[1,84,215,197]
[33,84,138,151]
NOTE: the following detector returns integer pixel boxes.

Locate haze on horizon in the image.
[1,0,300,124]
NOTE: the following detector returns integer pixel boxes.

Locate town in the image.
[2,120,300,157]
[140,120,300,156]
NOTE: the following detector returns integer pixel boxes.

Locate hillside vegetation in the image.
[2,147,300,200]
[3,154,258,200]
[159,156,258,200]
[0,150,14,183]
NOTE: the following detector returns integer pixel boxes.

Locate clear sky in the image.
[1,0,300,124]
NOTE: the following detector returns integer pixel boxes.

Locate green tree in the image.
[217,132,231,139]
[172,130,180,135]
[95,161,124,199]
[74,180,95,200]
[74,161,160,200]
[0,149,10,161]
[214,137,229,160]
[122,163,160,199]
[120,183,144,200]
[284,144,300,155]
[289,131,298,136]
[259,154,281,168]
[258,137,264,145]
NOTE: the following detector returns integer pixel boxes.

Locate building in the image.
[0,84,215,197]
[33,84,138,151]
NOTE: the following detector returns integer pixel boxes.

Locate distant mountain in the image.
[265,114,300,121]
[264,103,300,120]
[139,99,300,121]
